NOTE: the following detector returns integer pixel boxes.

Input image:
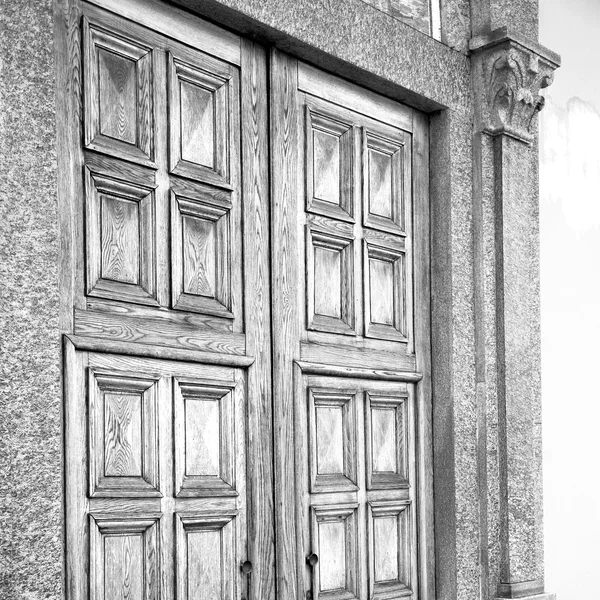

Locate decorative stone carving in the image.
[470,28,560,143]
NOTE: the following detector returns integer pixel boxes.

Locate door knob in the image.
[306,553,319,567]
[241,560,253,574]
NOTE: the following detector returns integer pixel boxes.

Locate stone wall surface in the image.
[0,0,61,598]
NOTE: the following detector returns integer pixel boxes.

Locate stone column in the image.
[469,29,560,600]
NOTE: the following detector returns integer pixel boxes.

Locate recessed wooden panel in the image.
[311,505,359,600]
[363,130,405,235]
[89,515,159,600]
[365,393,409,490]
[89,370,160,497]
[86,169,158,306]
[367,502,412,599]
[174,379,236,497]
[308,389,357,493]
[169,52,234,186]
[83,18,154,165]
[307,226,355,335]
[176,513,236,600]
[306,106,354,221]
[364,242,407,342]
[171,186,232,318]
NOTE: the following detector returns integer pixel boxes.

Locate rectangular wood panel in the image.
[174,378,238,497]
[89,515,159,600]
[85,169,158,306]
[176,513,236,600]
[83,16,154,165]
[88,370,160,497]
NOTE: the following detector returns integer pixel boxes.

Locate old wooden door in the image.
[61,1,272,599]
[270,53,433,600]
[60,2,432,599]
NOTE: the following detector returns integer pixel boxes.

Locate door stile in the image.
[269,48,302,600]
[412,111,435,600]
[241,38,276,600]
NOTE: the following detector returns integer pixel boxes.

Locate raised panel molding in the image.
[310,504,360,600]
[83,18,154,165]
[88,369,161,497]
[365,393,409,490]
[85,169,158,306]
[171,183,233,318]
[174,379,237,497]
[363,129,405,235]
[169,53,233,187]
[176,512,237,600]
[364,242,407,342]
[89,515,160,600]
[367,501,412,600]
[308,389,358,493]
[306,225,356,336]
[305,105,355,222]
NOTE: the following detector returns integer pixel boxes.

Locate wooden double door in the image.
[61,2,432,600]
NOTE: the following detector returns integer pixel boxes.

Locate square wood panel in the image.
[176,512,236,600]
[365,393,409,490]
[363,129,405,235]
[90,515,160,600]
[308,388,358,493]
[171,183,233,318]
[169,52,234,187]
[88,369,160,497]
[367,502,412,599]
[83,18,154,166]
[363,241,407,342]
[306,224,356,336]
[305,105,355,222]
[85,169,158,306]
[174,379,237,497]
[310,504,360,600]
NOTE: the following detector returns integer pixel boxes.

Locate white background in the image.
[540,0,600,598]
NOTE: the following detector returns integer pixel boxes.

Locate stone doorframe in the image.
[50,0,559,599]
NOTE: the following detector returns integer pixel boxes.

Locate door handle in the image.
[306,553,319,567]
[241,560,253,574]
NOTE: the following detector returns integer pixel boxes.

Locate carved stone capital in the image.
[470,28,560,143]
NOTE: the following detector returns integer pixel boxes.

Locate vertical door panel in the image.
[63,2,272,600]
[271,52,432,600]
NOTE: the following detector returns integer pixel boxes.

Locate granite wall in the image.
[0,0,62,597]
[360,0,432,36]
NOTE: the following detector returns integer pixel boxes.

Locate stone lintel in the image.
[470,29,560,144]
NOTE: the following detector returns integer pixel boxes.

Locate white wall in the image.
[540,1,600,598]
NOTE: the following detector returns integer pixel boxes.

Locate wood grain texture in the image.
[85,169,158,305]
[270,48,301,600]
[241,38,275,600]
[89,515,159,600]
[83,15,155,166]
[173,379,238,497]
[411,110,435,600]
[168,51,234,188]
[74,308,245,355]
[85,0,241,66]
[298,61,413,134]
[88,370,161,497]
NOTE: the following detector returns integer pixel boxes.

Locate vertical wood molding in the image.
[241,39,275,600]
[269,48,300,600]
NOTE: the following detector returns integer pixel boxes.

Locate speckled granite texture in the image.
[0,0,61,598]
[175,0,471,114]
[361,0,431,36]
